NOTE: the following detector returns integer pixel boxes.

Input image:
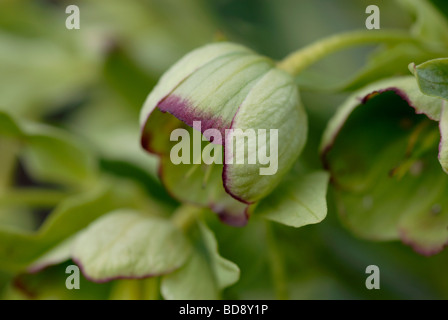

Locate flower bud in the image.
[140,42,307,226]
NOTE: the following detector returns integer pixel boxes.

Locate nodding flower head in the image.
[320,76,448,256]
[140,42,307,227]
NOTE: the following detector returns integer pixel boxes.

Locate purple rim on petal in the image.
[140,90,255,226]
[321,87,439,169]
[158,95,227,144]
[399,228,448,256]
[71,257,178,284]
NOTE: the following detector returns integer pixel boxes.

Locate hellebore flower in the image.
[320,75,448,255]
[140,42,307,226]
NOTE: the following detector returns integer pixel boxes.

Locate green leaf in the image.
[2,263,112,300]
[0,180,140,272]
[412,58,448,100]
[161,250,218,300]
[0,30,99,118]
[198,222,240,290]
[22,125,97,187]
[68,87,159,178]
[0,111,97,187]
[0,113,22,137]
[257,170,329,228]
[0,115,21,193]
[0,0,100,119]
[0,208,35,232]
[161,222,239,299]
[0,139,20,193]
[103,44,158,110]
[72,210,192,282]
[412,58,448,174]
[396,0,448,44]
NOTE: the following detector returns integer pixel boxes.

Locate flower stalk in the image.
[266,222,289,300]
[172,204,204,232]
[277,30,419,75]
[0,188,70,207]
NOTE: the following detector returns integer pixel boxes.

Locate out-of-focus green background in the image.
[1,0,448,299]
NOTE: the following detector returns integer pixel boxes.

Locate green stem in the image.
[0,188,70,207]
[171,204,203,232]
[265,222,289,300]
[142,277,160,300]
[277,30,419,75]
[0,138,19,194]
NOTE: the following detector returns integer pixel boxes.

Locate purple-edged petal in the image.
[139,42,252,128]
[321,76,448,255]
[141,50,273,148]
[224,68,307,203]
[321,76,445,158]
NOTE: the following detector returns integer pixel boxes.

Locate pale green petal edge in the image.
[258,171,329,228]
[413,58,448,101]
[320,76,445,155]
[440,102,448,174]
[72,210,192,282]
[139,42,252,127]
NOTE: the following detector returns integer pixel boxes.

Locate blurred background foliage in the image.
[1,0,448,300]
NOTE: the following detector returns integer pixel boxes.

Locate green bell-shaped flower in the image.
[140,42,307,226]
[320,75,448,255]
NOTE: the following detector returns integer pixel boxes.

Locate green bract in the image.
[160,222,240,299]
[411,58,448,100]
[140,42,307,226]
[321,76,448,255]
[411,58,448,174]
